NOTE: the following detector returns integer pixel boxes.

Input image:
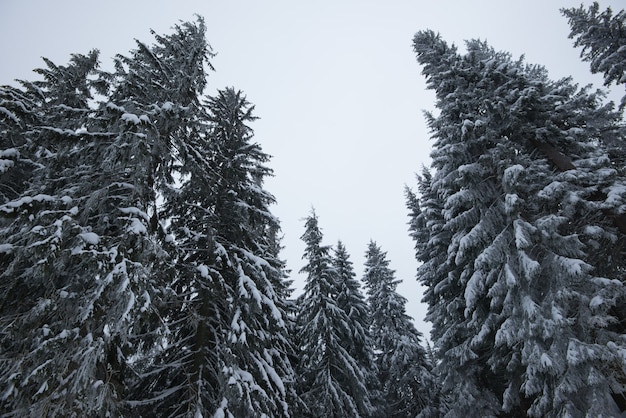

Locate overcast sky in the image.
[1,0,623,337]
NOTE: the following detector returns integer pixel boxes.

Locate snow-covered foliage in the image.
[563,2,626,172]
[294,213,374,418]
[8,6,626,418]
[0,48,148,417]
[409,29,626,417]
[362,241,438,417]
[563,2,626,109]
[332,241,380,415]
[0,18,297,417]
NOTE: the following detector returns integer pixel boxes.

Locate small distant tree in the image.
[332,241,379,414]
[295,212,373,417]
[362,241,437,417]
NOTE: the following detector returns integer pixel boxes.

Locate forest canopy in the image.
[1,2,626,417]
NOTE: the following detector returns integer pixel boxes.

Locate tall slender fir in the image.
[295,212,373,417]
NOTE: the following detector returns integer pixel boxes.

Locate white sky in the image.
[1,0,623,338]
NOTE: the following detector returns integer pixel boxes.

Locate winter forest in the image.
[1,2,626,417]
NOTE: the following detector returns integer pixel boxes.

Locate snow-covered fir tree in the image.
[332,240,379,415]
[562,2,626,108]
[295,212,373,418]
[562,2,626,172]
[0,18,298,418]
[362,240,437,418]
[0,51,94,208]
[0,47,154,416]
[406,179,448,417]
[201,88,297,417]
[129,87,298,418]
[409,29,626,417]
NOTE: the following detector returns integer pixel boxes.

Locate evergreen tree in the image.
[410,30,626,416]
[562,2,626,171]
[1,17,298,418]
[406,180,448,417]
[295,212,373,417]
[1,19,216,416]
[562,2,626,108]
[0,80,44,207]
[129,87,298,417]
[204,88,298,417]
[332,241,378,415]
[0,49,148,416]
[362,241,437,417]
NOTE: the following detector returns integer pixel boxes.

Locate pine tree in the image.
[362,240,437,417]
[295,212,372,417]
[410,29,626,417]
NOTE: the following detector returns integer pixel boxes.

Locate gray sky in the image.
[1,0,622,337]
